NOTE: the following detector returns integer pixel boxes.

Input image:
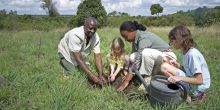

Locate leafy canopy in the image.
[76,0,107,27]
[150,4,163,16]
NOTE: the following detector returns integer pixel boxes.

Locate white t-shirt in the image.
[182,47,211,94]
[58,26,101,66]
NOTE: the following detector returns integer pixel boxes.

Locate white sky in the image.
[0,0,219,16]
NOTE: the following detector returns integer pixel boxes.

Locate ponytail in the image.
[120,21,146,32]
[133,21,146,31]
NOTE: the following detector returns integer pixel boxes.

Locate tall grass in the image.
[0,26,220,110]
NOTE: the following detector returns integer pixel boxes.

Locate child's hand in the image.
[168,76,181,83]
[110,75,116,82]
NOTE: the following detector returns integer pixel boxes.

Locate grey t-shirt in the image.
[132,30,170,70]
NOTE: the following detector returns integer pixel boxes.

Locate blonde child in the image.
[106,37,130,82]
[160,25,211,103]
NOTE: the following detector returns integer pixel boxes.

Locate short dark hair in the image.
[84,16,97,26]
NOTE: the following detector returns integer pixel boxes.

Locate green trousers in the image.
[58,53,77,75]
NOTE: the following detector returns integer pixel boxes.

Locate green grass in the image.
[0,26,220,110]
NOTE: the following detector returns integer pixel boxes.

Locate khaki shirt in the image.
[58,26,100,66]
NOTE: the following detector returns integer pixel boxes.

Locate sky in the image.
[0,0,220,16]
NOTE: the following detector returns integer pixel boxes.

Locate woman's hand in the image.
[117,81,129,92]
[117,73,133,92]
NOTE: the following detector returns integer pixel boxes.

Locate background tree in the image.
[40,0,59,17]
[76,0,107,27]
[0,9,7,29]
[118,12,129,16]
[205,6,220,26]
[0,9,7,17]
[150,4,163,16]
[108,11,129,16]
[108,11,117,16]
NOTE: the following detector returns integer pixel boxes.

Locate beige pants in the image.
[130,48,176,91]
[130,48,176,75]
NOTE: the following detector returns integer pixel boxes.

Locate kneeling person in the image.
[58,17,106,85]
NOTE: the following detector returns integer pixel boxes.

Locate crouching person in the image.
[160,25,211,103]
[58,17,107,85]
[117,21,177,92]
[106,37,130,87]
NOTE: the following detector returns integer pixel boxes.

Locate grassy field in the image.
[0,25,220,110]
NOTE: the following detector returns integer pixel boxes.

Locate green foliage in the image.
[106,14,194,27]
[108,11,129,16]
[169,13,195,26]
[187,7,210,26]
[118,12,129,16]
[205,6,220,26]
[76,0,107,27]
[150,4,163,16]
[0,10,69,31]
[8,10,17,15]
[0,10,7,29]
[108,11,117,16]
[68,16,78,28]
[184,6,220,26]
[0,6,220,30]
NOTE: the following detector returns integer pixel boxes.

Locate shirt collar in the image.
[134,30,141,44]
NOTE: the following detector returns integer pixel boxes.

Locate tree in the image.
[76,0,107,27]
[8,10,17,15]
[108,11,117,16]
[108,11,129,16]
[205,6,220,25]
[0,9,7,16]
[0,9,7,29]
[150,4,163,16]
[40,0,59,17]
[119,12,129,16]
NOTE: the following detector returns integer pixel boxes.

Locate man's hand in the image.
[88,74,102,85]
[99,75,107,84]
